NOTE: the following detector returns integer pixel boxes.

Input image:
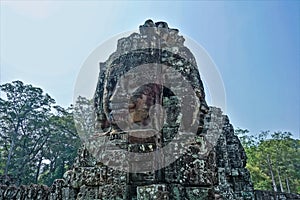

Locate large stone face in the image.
[93,20,208,136]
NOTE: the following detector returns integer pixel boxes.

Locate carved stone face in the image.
[91,22,208,173]
[129,83,162,126]
[129,93,149,124]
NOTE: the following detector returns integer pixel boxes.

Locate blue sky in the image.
[1,1,299,138]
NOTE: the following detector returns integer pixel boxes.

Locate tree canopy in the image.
[236,129,300,194]
[0,81,80,185]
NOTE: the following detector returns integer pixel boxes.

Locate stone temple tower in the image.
[77,19,254,199]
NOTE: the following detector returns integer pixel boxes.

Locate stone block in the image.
[185,187,211,200]
[137,184,169,200]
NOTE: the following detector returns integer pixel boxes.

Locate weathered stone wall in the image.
[1,184,299,200]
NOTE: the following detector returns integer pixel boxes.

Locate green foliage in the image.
[0,81,81,185]
[236,128,300,193]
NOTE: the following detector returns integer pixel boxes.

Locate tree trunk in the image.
[286,177,291,193]
[35,156,43,184]
[267,154,277,192]
[4,138,15,178]
[277,168,284,192]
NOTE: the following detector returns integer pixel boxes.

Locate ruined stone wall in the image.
[1,183,299,200]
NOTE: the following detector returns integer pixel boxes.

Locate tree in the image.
[0,81,55,184]
[38,105,80,186]
[236,128,300,193]
[0,81,80,185]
